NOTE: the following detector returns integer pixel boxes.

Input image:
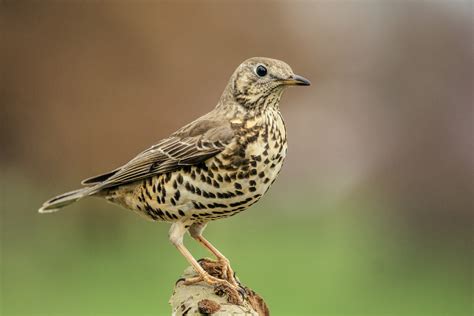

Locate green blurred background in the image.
[2,1,472,315]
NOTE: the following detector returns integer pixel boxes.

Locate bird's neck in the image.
[216,88,284,121]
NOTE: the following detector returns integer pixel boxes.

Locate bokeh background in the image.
[1,1,472,315]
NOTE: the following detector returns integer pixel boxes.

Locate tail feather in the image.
[39,187,94,213]
[81,168,119,186]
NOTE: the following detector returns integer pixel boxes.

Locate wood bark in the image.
[169,259,269,315]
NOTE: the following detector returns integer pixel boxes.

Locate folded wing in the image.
[85,116,234,192]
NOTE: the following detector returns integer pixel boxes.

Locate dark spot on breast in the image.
[177,174,183,184]
[208,202,227,208]
[156,208,165,218]
[234,183,242,190]
[178,209,185,216]
[199,163,208,172]
[238,147,246,158]
[247,134,258,143]
[229,197,253,207]
[185,182,195,194]
[144,188,152,200]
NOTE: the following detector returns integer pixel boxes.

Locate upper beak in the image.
[282,74,311,86]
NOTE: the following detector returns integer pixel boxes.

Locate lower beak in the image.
[282,74,311,86]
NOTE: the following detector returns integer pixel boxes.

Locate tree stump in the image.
[169,258,269,315]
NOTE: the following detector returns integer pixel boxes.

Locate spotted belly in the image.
[107,112,287,223]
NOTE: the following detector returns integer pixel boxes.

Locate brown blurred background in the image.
[2,1,473,316]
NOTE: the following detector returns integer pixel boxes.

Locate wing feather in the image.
[87,116,234,191]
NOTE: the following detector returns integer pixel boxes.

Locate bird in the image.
[39,57,310,298]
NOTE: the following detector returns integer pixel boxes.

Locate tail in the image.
[39,187,95,213]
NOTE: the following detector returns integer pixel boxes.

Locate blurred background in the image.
[1,1,472,315]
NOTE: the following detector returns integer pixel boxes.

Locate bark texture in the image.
[169,259,269,315]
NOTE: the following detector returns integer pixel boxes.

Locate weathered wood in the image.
[169,259,269,315]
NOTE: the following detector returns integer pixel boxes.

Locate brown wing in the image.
[86,115,234,191]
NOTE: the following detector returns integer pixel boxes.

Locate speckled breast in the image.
[114,109,287,223]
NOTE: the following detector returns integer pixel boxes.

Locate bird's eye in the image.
[255,65,267,77]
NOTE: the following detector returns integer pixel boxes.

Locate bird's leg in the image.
[169,222,239,292]
[189,223,238,287]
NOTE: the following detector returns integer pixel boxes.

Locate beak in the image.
[281,74,311,86]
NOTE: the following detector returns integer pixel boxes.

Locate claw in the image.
[182,272,244,305]
[217,258,239,287]
[237,286,247,299]
[175,277,186,285]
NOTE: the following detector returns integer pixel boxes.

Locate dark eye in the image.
[256,65,267,77]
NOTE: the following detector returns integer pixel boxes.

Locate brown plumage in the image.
[39,57,310,300]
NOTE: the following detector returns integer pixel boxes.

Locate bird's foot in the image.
[182,273,244,305]
[218,258,239,287]
[198,257,239,287]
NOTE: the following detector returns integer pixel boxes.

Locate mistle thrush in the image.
[39,57,310,297]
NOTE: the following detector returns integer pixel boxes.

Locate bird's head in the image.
[225,57,310,109]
